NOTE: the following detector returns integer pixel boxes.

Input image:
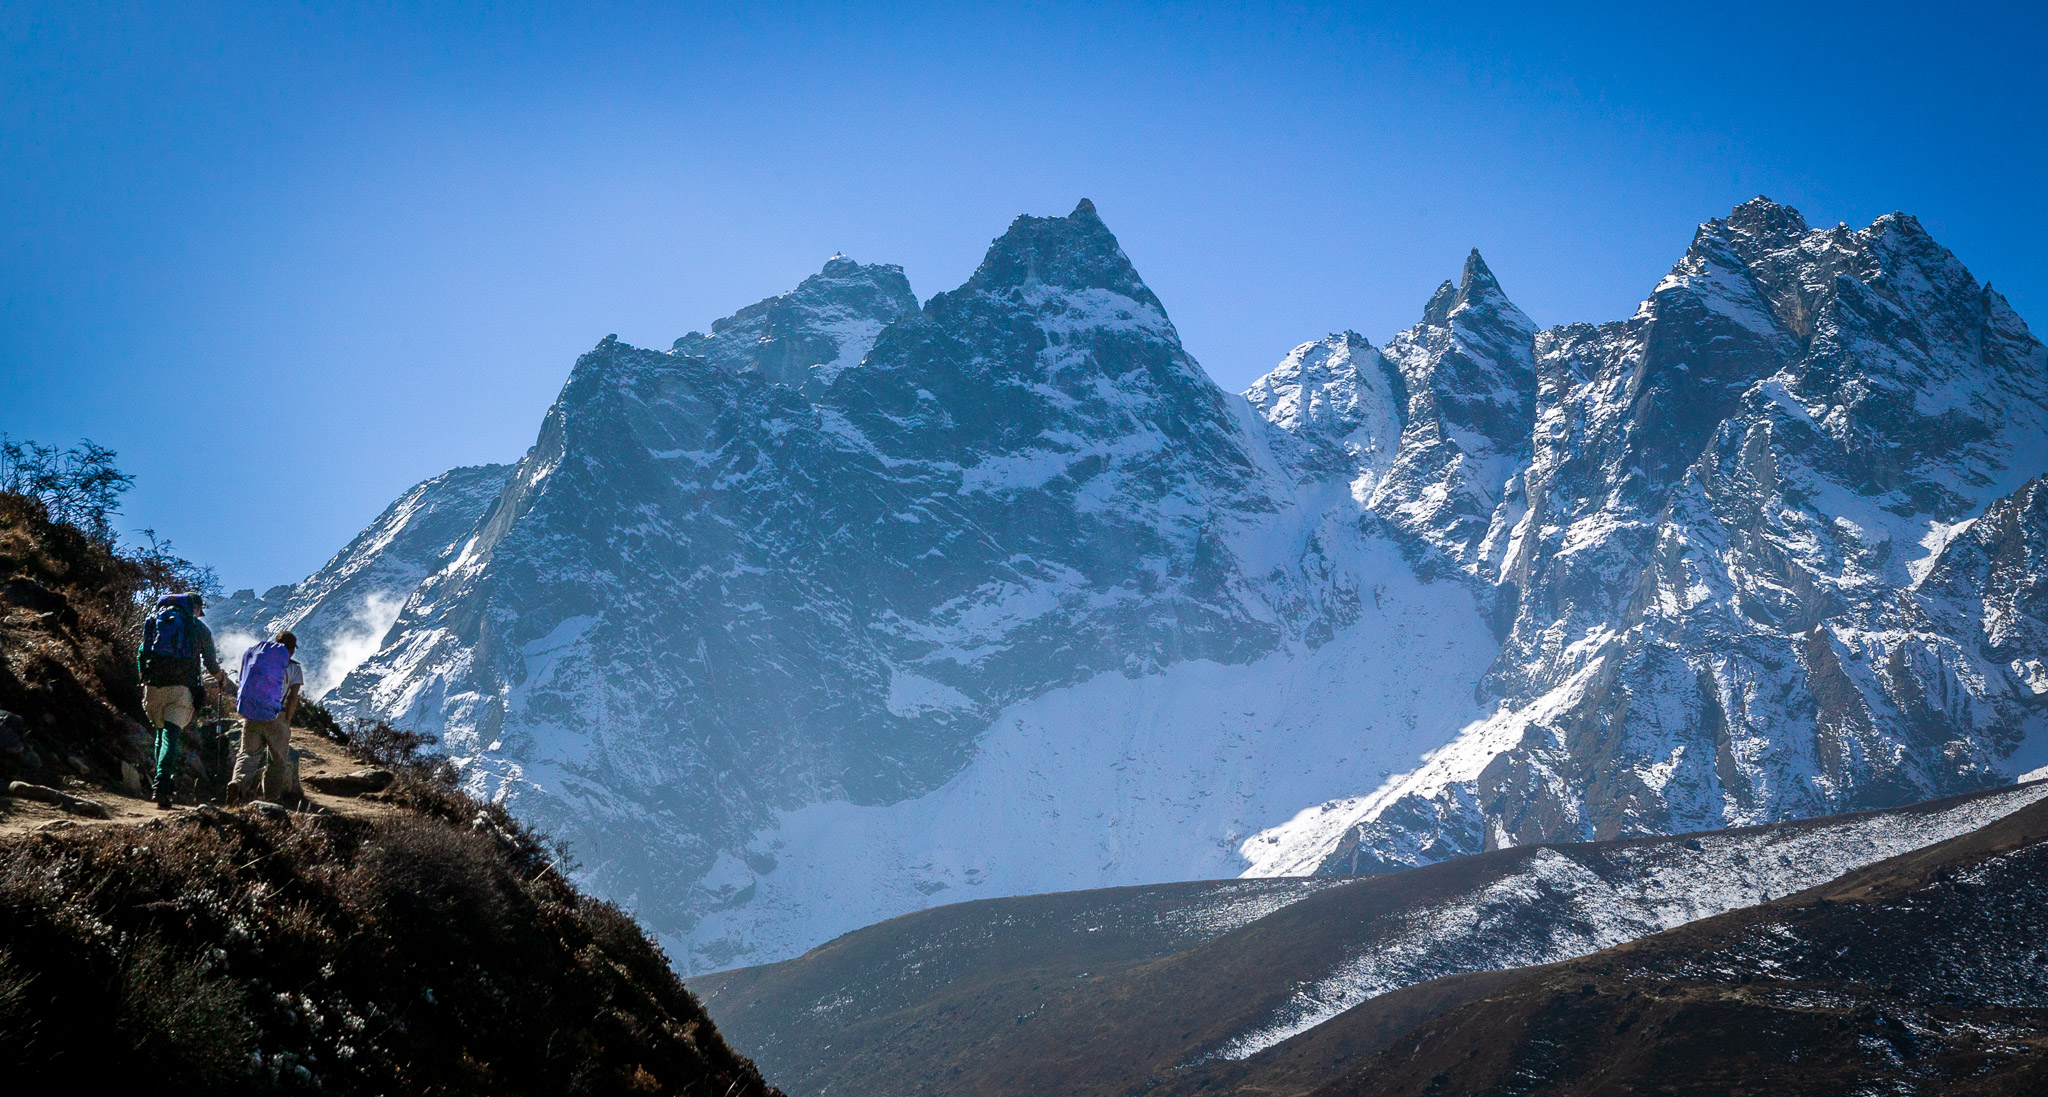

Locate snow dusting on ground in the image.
[1214,781,2048,1059]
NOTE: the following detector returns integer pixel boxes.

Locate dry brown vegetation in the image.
[0,492,157,787]
[0,794,777,1095]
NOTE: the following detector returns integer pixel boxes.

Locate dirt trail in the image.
[0,727,400,837]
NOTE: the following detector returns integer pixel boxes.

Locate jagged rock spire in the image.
[1421,280,1458,327]
[962,198,1161,308]
[1455,249,1501,307]
[1723,195,1812,240]
[1420,249,1527,332]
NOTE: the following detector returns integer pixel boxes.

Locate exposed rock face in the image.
[1373,248,1538,578]
[1917,473,2048,702]
[213,462,513,693]
[321,206,1378,957]
[255,197,2046,971]
[1251,198,2048,878]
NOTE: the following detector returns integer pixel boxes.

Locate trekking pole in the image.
[208,669,238,803]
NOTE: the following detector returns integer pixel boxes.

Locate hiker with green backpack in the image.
[137,591,230,809]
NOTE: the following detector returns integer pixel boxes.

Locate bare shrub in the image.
[127,526,222,607]
[117,934,253,1087]
[0,435,133,547]
[291,696,345,738]
[344,816,520,958]
[338,718,444,770]
[0,948,34,1055]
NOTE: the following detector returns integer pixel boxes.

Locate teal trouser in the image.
[143,683,195,801]
[153,724,183,797]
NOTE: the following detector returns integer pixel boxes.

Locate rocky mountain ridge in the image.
[1247,198,2048,882]
[229,197,2048,971]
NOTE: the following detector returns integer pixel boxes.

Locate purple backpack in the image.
[238,641,293,721]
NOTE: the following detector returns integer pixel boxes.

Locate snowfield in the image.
[674,531,1495,968]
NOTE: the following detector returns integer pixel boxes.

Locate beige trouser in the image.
[231,714,292,802]
[143,684,194,728]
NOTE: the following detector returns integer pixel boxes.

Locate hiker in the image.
[137,591,230,809]
[230,630,304,805]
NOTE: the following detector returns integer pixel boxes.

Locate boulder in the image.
[63,796,110,819]
[6,780,67,805]
[305,768,396,797]
[0,577,68,615]
[5,780,111,818]
[0,710,26,756]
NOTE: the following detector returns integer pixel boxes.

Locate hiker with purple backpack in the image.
[138,591,230,809]
[230,630,305,805]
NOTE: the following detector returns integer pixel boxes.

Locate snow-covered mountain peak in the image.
[670,254,916,391]
[1244,332,1407,490]
[1367,251,1540,574]
[1448,249,1529,332]
[1244,332,1396,431]
[1416,249,1531,339]
[212,462,516,697]
[1259,197,2048,886]
[1721,194,1813,243]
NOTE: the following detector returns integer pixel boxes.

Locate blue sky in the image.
[5,1,2044,590]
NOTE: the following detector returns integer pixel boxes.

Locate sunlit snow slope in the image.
[679,532,1493,967]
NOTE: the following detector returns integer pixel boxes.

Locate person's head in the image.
[188,592,206,617]
[275,630,298,655]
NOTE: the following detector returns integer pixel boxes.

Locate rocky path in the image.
[0,727,400,838]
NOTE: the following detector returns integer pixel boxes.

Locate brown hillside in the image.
[0,492,156,787]
[1315,798,2048,1096]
